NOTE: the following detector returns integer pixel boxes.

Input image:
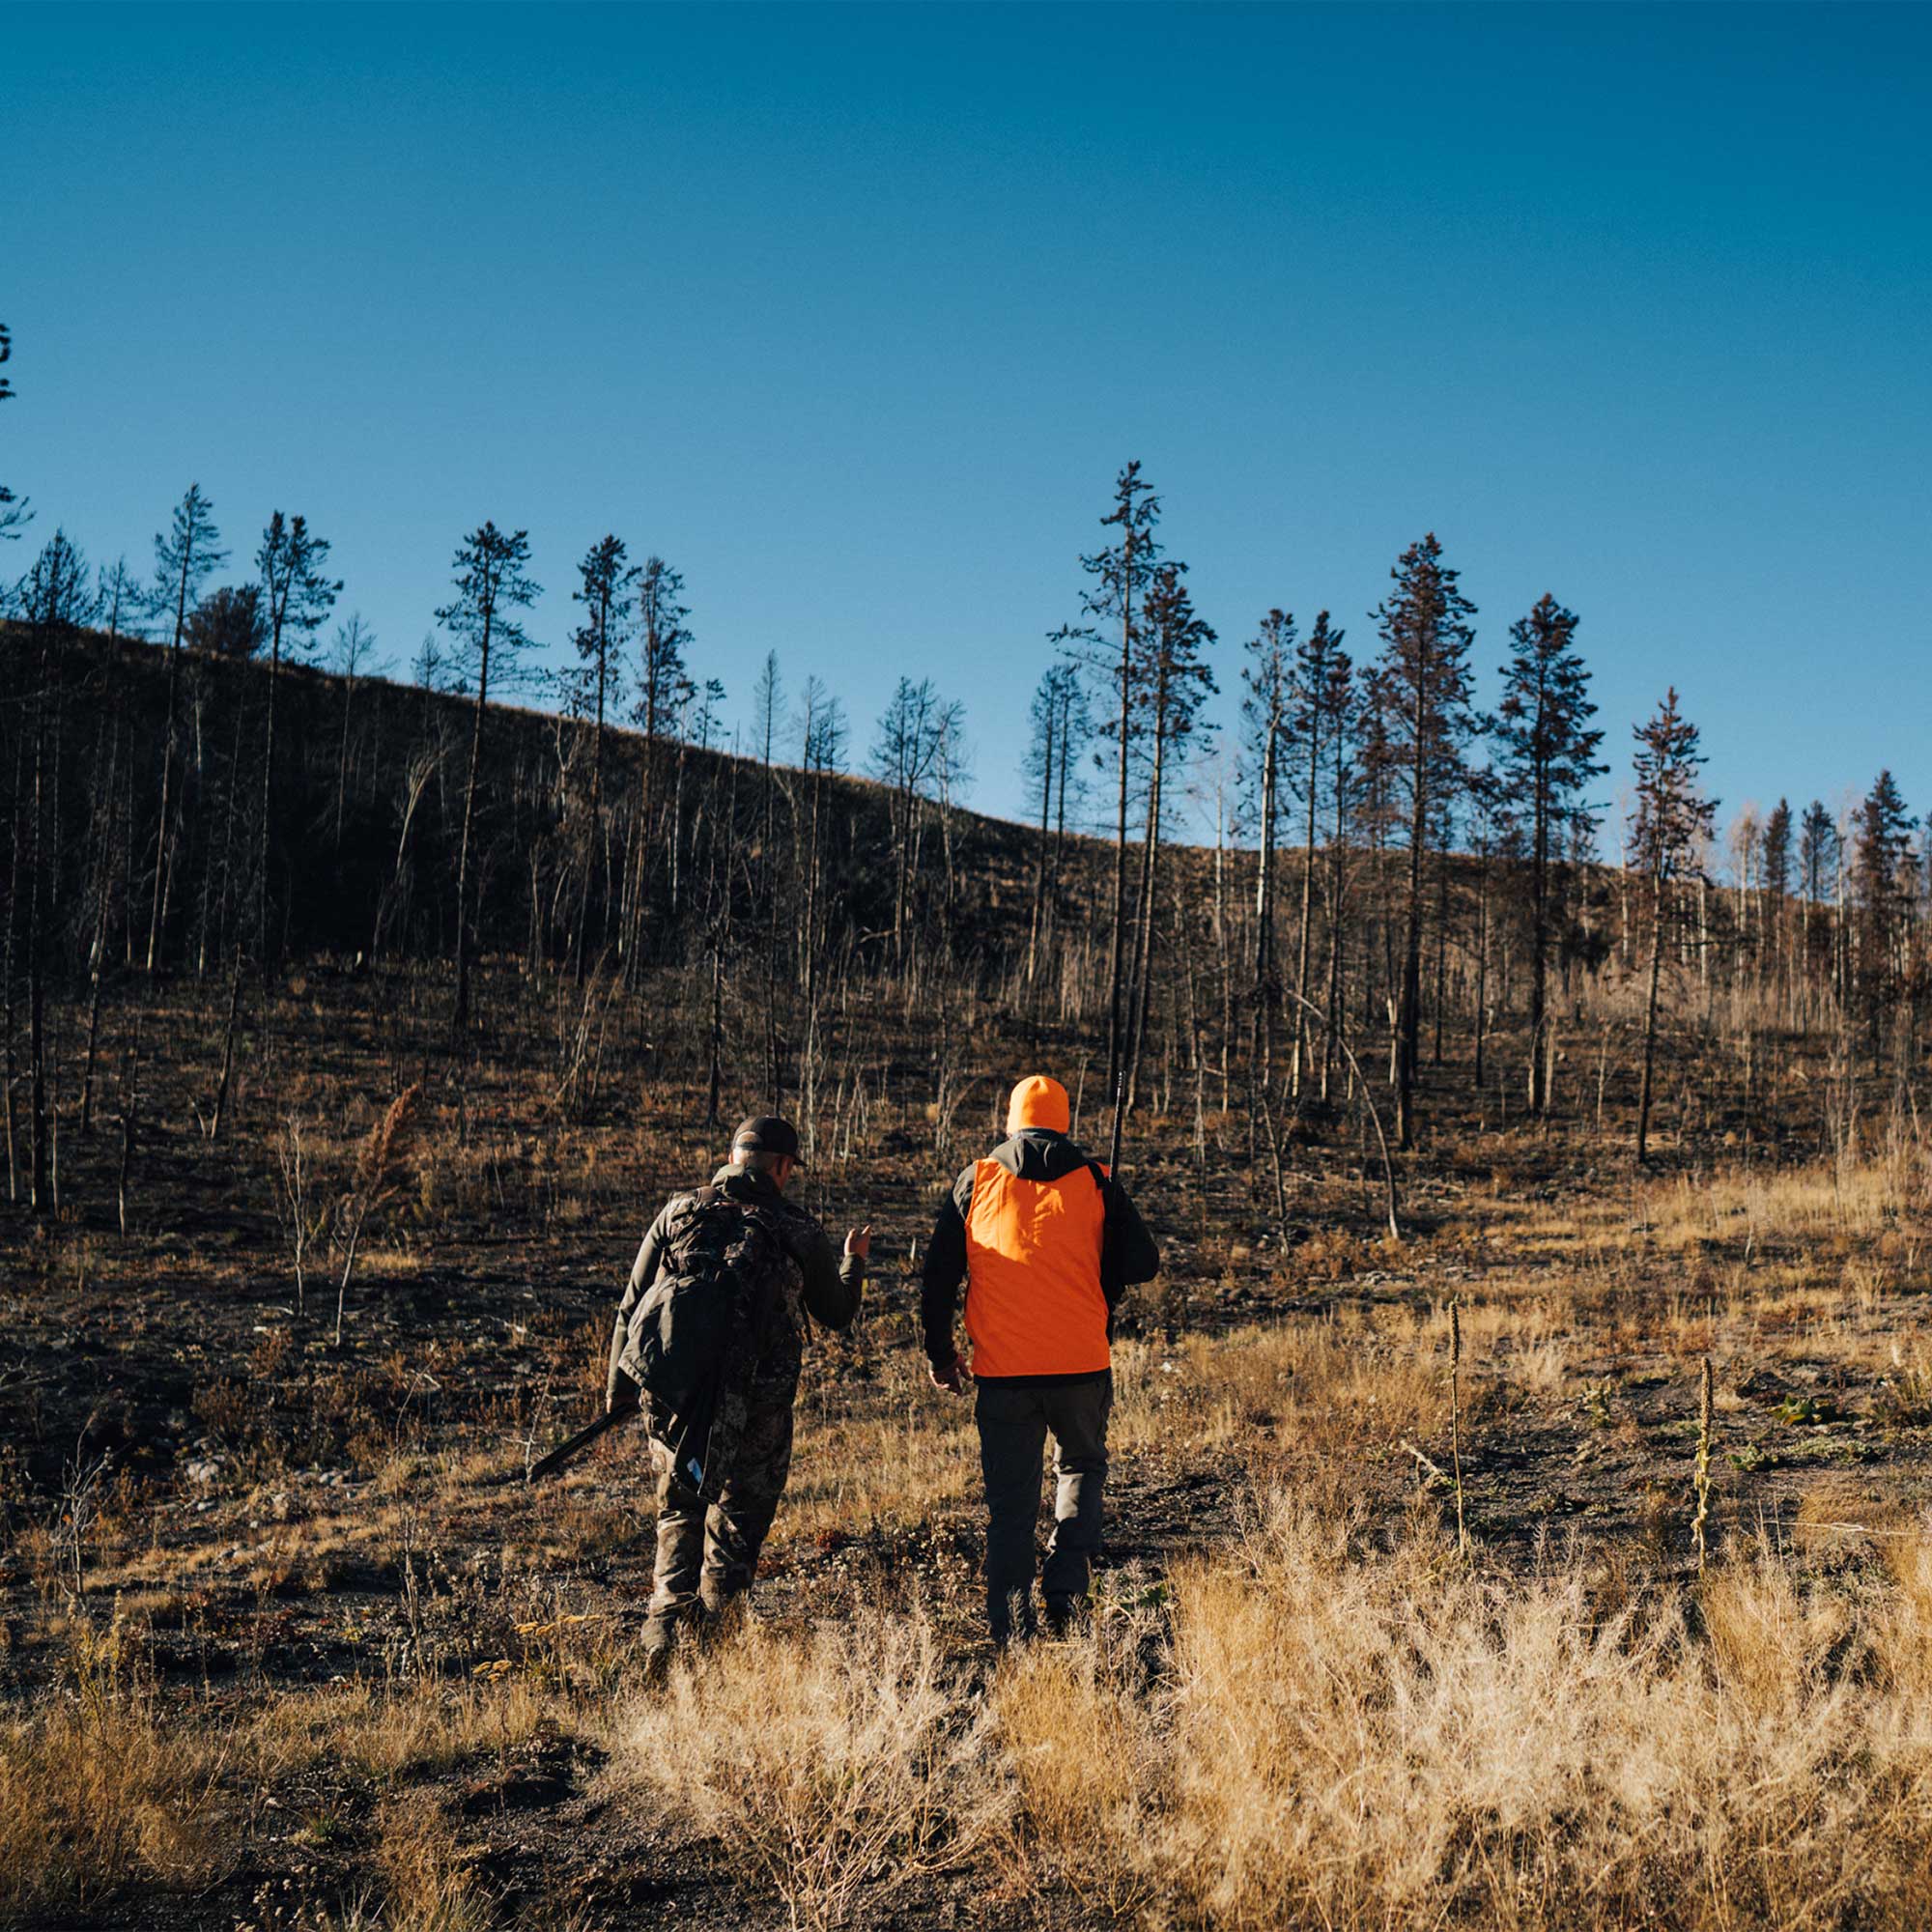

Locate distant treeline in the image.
[2,425,1925,1220]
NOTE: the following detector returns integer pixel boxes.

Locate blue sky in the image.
[5,2,1927,844]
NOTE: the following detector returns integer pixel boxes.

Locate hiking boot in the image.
[640,1603,699,1682]
[640,1624,676,1687]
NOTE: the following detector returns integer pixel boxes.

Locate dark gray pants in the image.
[975,1374,1111,1641]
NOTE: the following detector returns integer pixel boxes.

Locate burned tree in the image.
[12,529,96,1210]
[569,534,638,972]
[0,322,25,544]
[1631,689,1717,1164]
[1494,592,1604,1116]
[1057,461,1162,1089]
[1023,661,1086,989]
[868,676,954,960]
[255,512,340,962]
[1852,771,1917,1064]
[1800,799,1838,1005]
[327,613,384,849]
[629,556,692,963]
[1241,610,1294,1088]
[436,521,539,1035]
[1373,534,1480,1148]
[1762,798,1793,998]
[1288,611,1347,1097]
[145,484,226,970]
[1123,561,1215,1106]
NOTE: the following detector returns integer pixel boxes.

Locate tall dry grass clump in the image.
[622,1605,997,1930]
[986,1616,1163,1916]
[373,1789,489,1932]
[1155,1494,1932,1931]
[0,1615,236,1910]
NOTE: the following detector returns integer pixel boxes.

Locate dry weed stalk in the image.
[1692,1352,1715,1573]
[274,1114,328,1317]
[334,1084,421,1348]
[1448,1299,1467,1554]
[49,1446,113,1612]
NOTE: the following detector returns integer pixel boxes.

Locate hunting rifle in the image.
[526,1389,639,1484]
[1106,1071,1126,1179]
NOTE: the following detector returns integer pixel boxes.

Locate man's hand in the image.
[844,1224,872,1262]
[929,1352,969,1394]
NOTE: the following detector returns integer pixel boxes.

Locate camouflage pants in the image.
[646,1374,797,1629]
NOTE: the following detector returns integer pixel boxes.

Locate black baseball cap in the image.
[730,1115,806,1168]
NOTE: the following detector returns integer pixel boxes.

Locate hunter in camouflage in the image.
[607,1117,868,1665]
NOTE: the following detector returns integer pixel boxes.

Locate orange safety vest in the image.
[963,1156,1109,1378]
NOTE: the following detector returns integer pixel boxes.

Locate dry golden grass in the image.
[611,1486,1932,1931]
[373,1789,489,1932]
[623,1605,994,1931]
[781,1352,981,1541]
[0,1679,236,1909]
[1113,1312,1452,1466]
[13,1024,1932,1932]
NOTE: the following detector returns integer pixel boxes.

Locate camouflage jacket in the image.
[605,1164,863,1411]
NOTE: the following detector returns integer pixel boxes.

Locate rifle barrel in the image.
[526,1406,633,1484]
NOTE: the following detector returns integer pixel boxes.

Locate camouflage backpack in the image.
[618,1188,803,1501]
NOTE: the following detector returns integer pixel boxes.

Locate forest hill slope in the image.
[1,623,1074,974]
[6,620,1622,1037]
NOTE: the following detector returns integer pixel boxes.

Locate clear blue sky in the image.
[6,2,1927,847]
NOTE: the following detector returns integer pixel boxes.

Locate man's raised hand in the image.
[844,1224,872,1261]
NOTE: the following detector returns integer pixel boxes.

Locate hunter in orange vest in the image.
[922,1074,1159,1643]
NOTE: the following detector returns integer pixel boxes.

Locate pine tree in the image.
[1057,461,1162,1089]
[436,522,540,1035]
[1630,690,1718,1163]
[1023,662,1085,989]
[1761,798,1793,995]
[753,648,785,1107]
[570,534,638,973]
[1289,611,1347,1095]
[1852,770,1917,1059]
[630,557,691,963]
[1494,592,1604,1115]
[184,585,267,657]
[796,674,848,1016]
[1374,534,1480,1147]
[146,485,226,971]
[1799,799,1837,1000]
[1241,610,1294,1087]
[869,677,952,957]
[1124,561,1215,1104]
[1318,643,1358,1101]
[256,513,341,962]
[0,322,25,544]
[99,557,143,640]
[14,530,95,1210]
[327,614,384,850]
